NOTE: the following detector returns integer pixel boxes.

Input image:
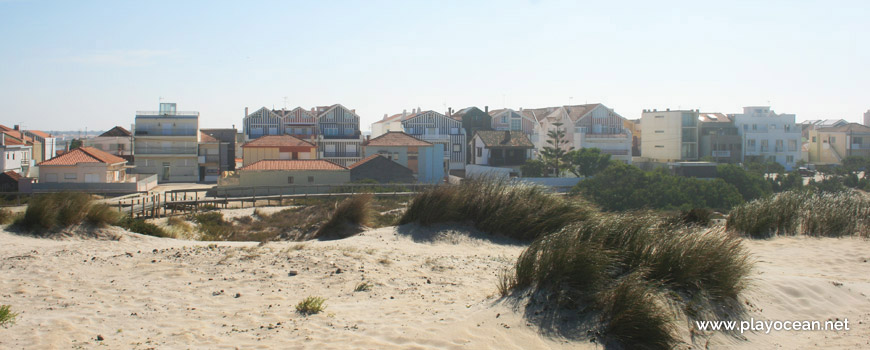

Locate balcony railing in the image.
[135,147,197,155]
[852,144,870,150]
[135,129,197,136]
[199,155,220,163]
[414,134,450,140]
[581,132,630,139]
[321,152,361,158]
[600,149,629,156]
[712,150,732,157]
[136,111,199,116]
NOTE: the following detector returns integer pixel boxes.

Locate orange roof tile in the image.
[26,130,52,138]
[239,159,346,171]
[38,146,127,166]
[242,135,315,148]
[364,132,431,147]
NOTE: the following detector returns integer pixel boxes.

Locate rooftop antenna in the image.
[283,96,288,109]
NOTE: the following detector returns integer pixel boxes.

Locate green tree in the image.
[69,139,83,150]
[717,164,772,201]
[539,122,573,177]
[566,148,612,178]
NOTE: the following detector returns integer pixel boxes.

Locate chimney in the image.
[504,130,511,143]
[383,113,388,120]
[13,125,19,131]
[402,109,407,117]
[244,107,248,117]
[485,106,489,113]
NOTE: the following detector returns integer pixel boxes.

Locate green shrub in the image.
[117,217,170,238]
[0,305,18,327]
[400,179,595,241]
[16,192,100,231]
[295,296,326,315]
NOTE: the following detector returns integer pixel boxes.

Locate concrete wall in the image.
[217,169,350,195]
[134,156,198,182]
[733,108,801,170]
[363,144,445,183]
[641,110,686,162]
[85,136,132,156]
[29,173,157,194]
[808,129,870,164]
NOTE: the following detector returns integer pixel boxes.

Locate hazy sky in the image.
[1,0,867,132]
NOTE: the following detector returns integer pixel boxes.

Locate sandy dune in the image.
[1,225,869,349]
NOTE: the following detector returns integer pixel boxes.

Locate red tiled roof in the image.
[0,125,12,132]
[26,130,51,138]
[2,170,22,181]
[2,137,25,146]
[99,126,132,137]
[38,146,127,166]
[200,131,219,143]
[364,132,431,147]
[240,159,346,171]
[348,154,382,169]
[242,135,315,148]
[2,131,33,143]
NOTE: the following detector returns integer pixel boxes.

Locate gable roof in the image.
[1,170,21,181]
[199,131,219,143]
[242,135,315,148]
[364,132,432,147]
[239,159,346,171]
[99,126,132,137]
[474,130,534,148]
[38,146,127,166]
[26,130,52,138]
[348,154,383,169]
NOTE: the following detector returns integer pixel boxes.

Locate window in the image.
[510,119,521,131]
[64,173,77,180]
[287,176,294,184]
[760,140,769,152]
[453,144,461,152]
[812,136,817,142]
[654,130,664,133]
[344,128,353,136]
[775,139,784,152]
[655,115,664,119]
[747,139,756,151]
[786,155,794,163]
[655,145,664,148]
[788,140,797,151]
[477,147,482,157]
[406,127,415,134]
[501,116,507,123]
[752,124,757,131]
[118,144,125,151]
[450,127,459,135]
[743,125,748,131]
[308,176,314,183]
[770,124,777,130]
[393,152,399,160]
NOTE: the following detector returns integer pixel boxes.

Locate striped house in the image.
[371,108,466,170]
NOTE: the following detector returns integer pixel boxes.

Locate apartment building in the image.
[23,129,57,164]
[807,123,870,164]
[200,128,238,177]
[242,107,318,141]
[134,103,200,182]
[0,137,31,175]
[640,109,699,162]
[698,113,742,163]
[731,106,801,170]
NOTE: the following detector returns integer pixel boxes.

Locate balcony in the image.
[415,134,450,140]
[199,155,220,163]
[135,129,197,136]
[135,147,197,155]
[712,150,731,157]
[581,132,630,140]
[852,144,870,150]
[600,149,629,156]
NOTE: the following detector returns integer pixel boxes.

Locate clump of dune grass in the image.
[727,189,870,238]
[295,296,326,315]
[354,281,373,292]
[117,216,170,238]
[400,179,595,240]
[314,194,372,239]
[15,192,123,231]
[195,212,234,241]
[0,305,18,327]
[502,211,751,349]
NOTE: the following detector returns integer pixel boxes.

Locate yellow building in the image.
[218,159,349,195]
[807,123,870,165]
[241,135,317,166]
[641,109,699,162]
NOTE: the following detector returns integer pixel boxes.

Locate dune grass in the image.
[0,305,18,327]
[15,192,121,231]
[295,296,326,315]
[315,194,372,239]
[399,179,595,240]
[117,216,170,238]
[727,189,870,238]
[0,208,13,225]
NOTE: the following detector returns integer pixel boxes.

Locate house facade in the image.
[218,159,350,195]
[242,107,318,141]
[524,104,632,164]
[31,146,157,193]
[698,113,742,164]
[731,106,801,170]
[23,130,57,164]
[362,131,445,183]
[641,109,700,162]
[84,126,133,157]
[807,123,870,164]
[0,137,31,175]
[201,128,238,175]
[241,135,317,166]
[134,103,200,182]
[315,104,363,167]
[470,131,534,167]
[372,109,465,171]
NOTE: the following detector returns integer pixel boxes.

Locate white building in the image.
[134,103,200,182]
[521,104,632,164]
[84,126,133,156]
[0,137,32,175]
[731,106,801,170]
[371,108,466,170]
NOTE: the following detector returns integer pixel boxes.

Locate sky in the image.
[1,0,868,132]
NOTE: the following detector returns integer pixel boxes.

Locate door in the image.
[162,162,171,181]
[199,166,206,182]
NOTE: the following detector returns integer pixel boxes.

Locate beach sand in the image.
[1,224,869,349]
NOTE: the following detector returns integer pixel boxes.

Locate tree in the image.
[69,139,83,150]
[716,164,773,201]
[566,148,611,178]
[539,122,573,177]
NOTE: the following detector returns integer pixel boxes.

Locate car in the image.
[798,167,816,177]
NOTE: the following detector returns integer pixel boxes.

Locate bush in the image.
[295,296,326,315]
[401,179,595,240]
[315,194,372,239]
[0,305,18,327]
[85,204,120,227]
[727,189,870,238]
[117,217,170,238]
[16,192,106,231]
